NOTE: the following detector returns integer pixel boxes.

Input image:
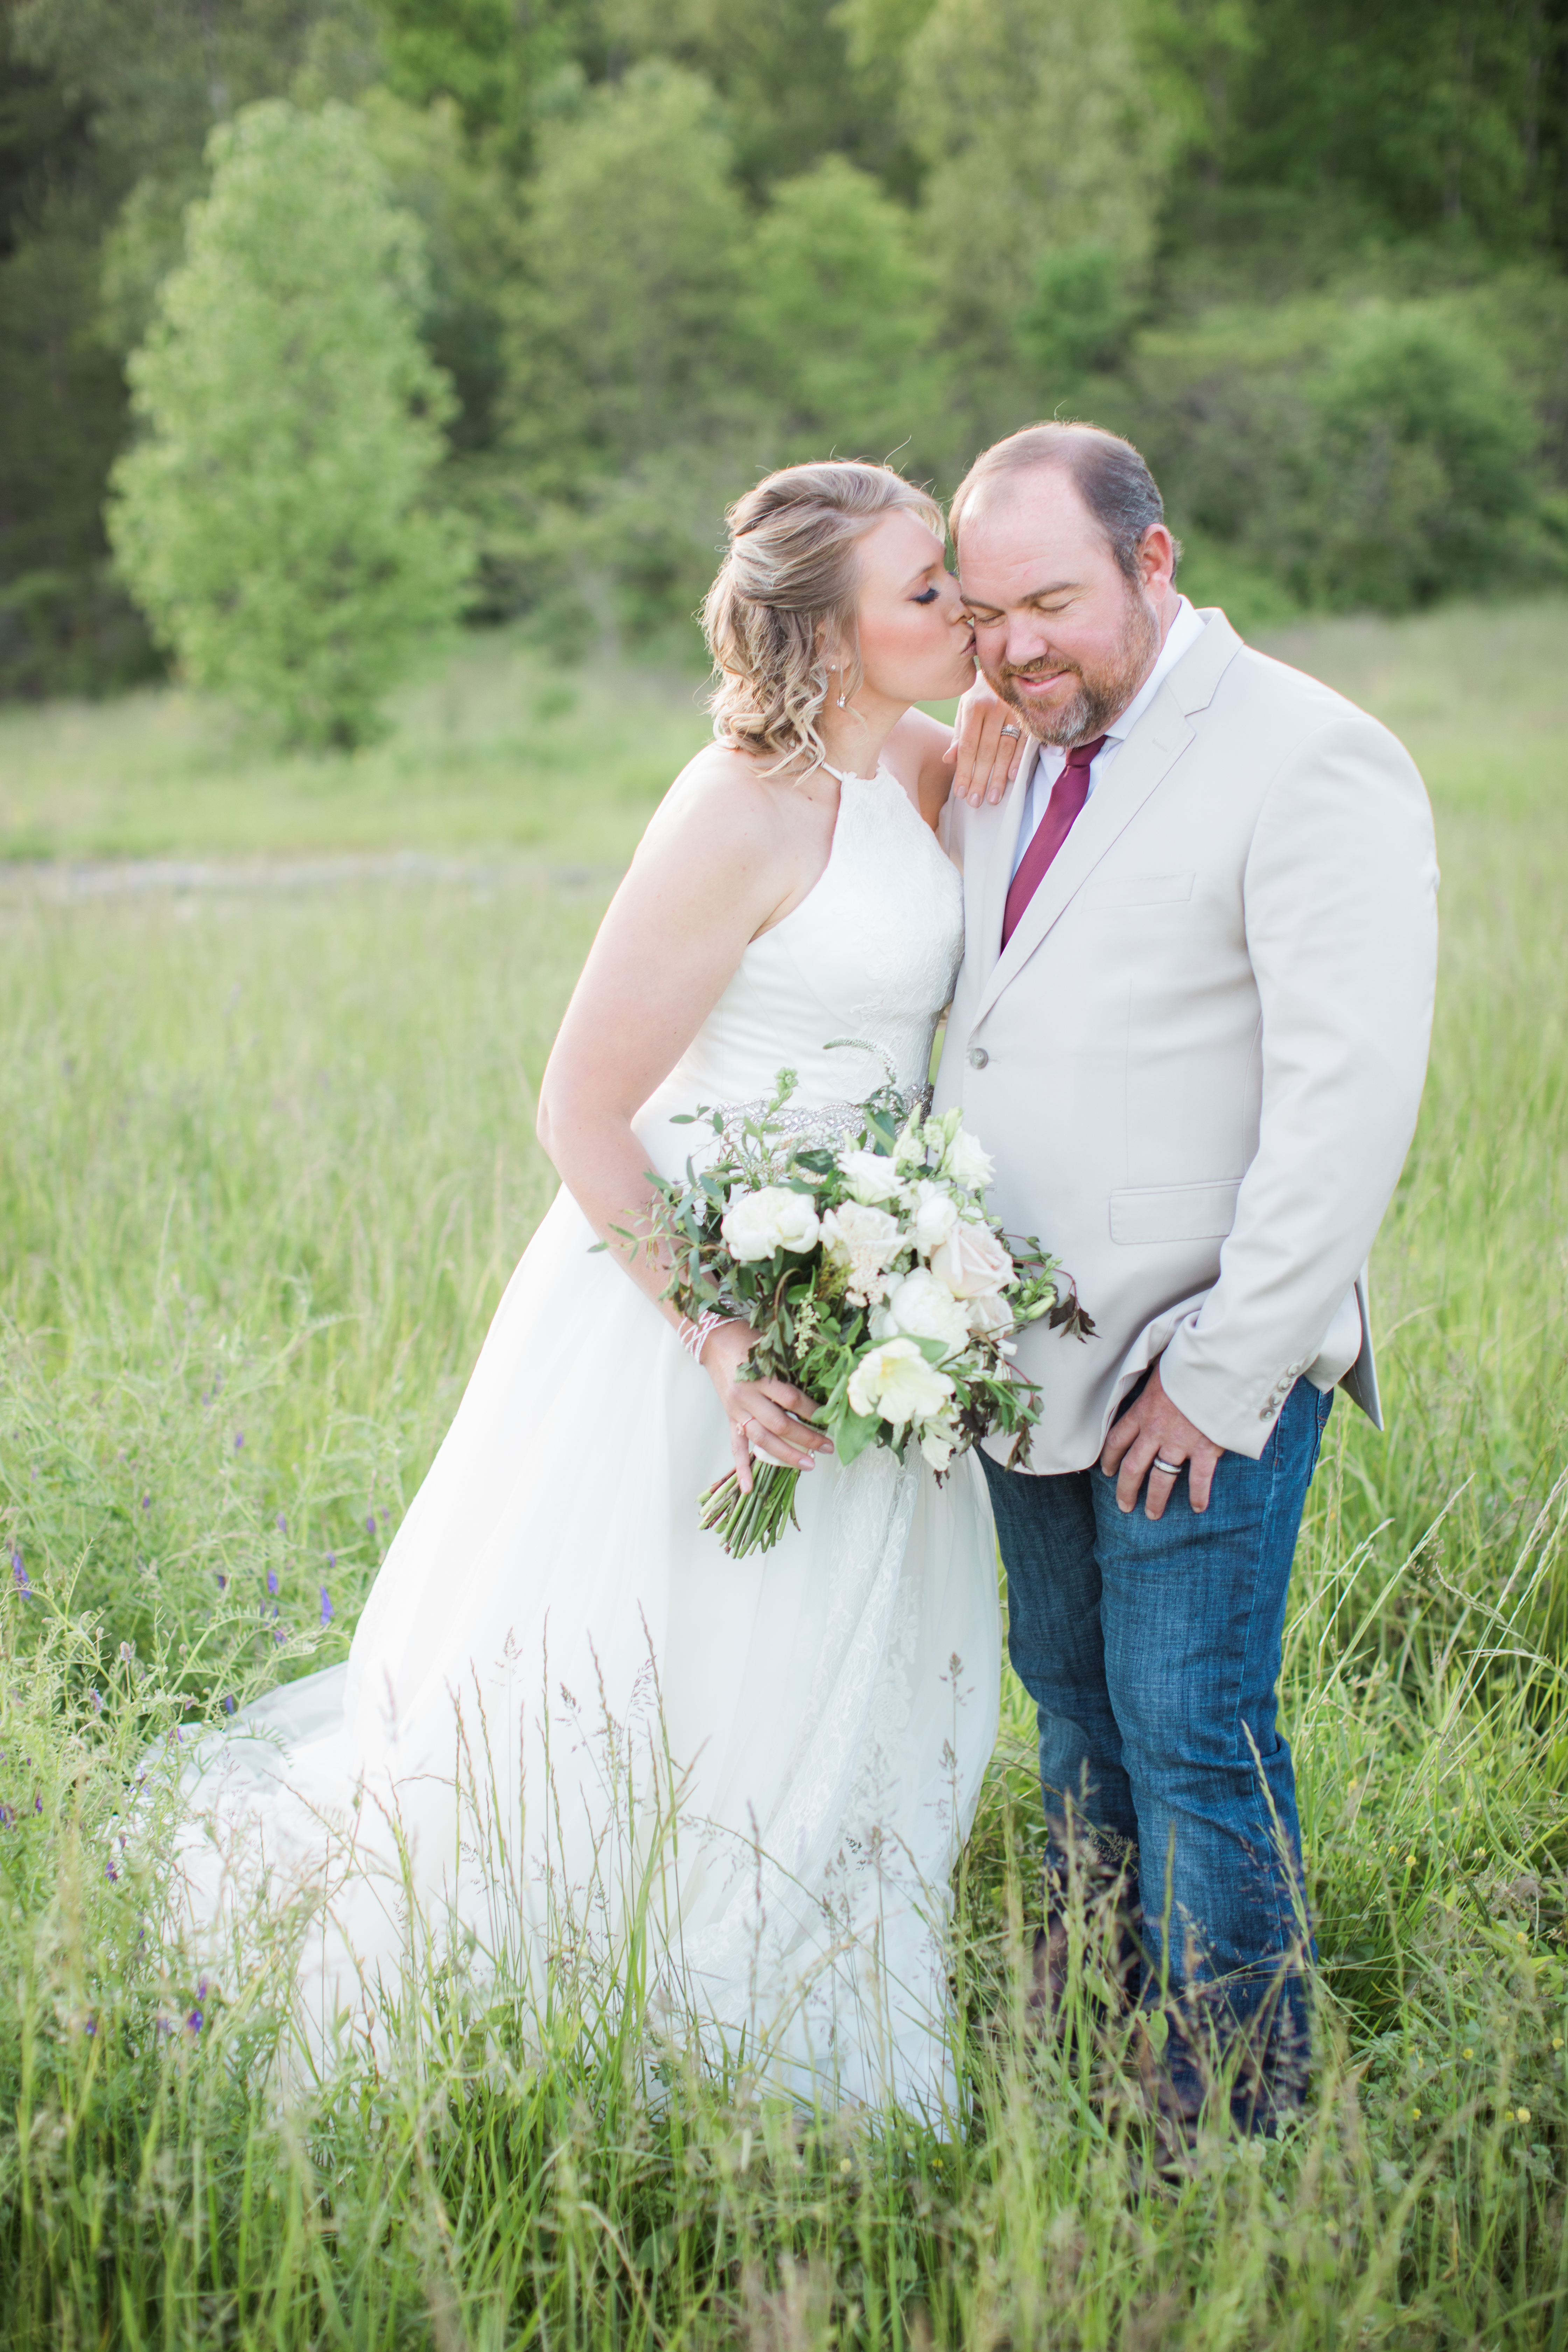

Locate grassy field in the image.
[0,601,1564,2346]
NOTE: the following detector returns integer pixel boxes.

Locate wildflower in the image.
[1553,2035,1564,2052]
[32,1794,42,1814]
[325,1550,335,1572]
[319,1587,334,1626]
[119,1643,133,1663]
[221,1696,236,1716]
[104,1858,118,1884]
[1517,2106,1531,2124]
[266,1568,279,1596]
[0,1806,14,1829]
[1412,2106,1421,2119]
[11,1551,30,1596]
[215,1572,227,1591]
[275,1512,286,1534]
[89,1689,103,1714]
[234,1432,244,1451]
[141,1493,152,1512]
[187,2006,203,2033]
[365,1512,377,1538]
[1463,2046,1474,2060]
[839,2157,852,2175]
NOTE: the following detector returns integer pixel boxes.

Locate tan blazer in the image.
[935,609,1439,1470]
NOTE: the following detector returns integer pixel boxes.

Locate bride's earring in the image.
[827,661,846,710]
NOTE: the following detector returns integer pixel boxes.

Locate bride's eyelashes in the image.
[913,587,940,605]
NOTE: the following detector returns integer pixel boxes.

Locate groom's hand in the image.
[1100,1361,1224,1519]
[945,673,1027,808]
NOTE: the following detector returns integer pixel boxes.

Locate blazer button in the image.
[968,1045,989,1070]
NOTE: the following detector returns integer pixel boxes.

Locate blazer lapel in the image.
[966,743,1039,1005]
[968,608,1246,1030]
[971,694,1194,1030]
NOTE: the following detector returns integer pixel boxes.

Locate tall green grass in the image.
[0,604,1564,2345]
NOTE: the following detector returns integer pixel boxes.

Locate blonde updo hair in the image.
[703,461,945,774]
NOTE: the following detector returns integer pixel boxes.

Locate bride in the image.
[170,460,1003,2114]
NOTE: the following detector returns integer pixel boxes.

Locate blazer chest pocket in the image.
[1110,1180,1241,1246]
[1083,870,1195,909]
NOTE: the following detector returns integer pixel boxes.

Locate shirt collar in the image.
[1103,595,1206,745]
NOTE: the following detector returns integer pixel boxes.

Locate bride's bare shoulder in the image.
[640,740,790,861]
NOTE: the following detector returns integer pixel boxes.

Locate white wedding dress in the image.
[167,769,1002,2114]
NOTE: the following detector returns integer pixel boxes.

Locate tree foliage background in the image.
[2,0,1567,696]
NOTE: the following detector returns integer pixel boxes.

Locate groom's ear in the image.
[1136,525,1178,601]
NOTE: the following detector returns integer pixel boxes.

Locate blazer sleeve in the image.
[1157,710,1439,1456]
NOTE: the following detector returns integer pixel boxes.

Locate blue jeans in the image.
[981,1376,1332,2123]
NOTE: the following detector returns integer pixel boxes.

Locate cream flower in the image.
[930,1220,1014,1300]
[819,1200,904,1305]
[847,1338,955,1426]
[721,1185,820,1263]
[919,1423,958,1473]
[872,1266,971,1358]
[835,1149,908,1208]
[911,1179,960,1254]
[942,1126,996,1193]
[964,1289,1016,1338]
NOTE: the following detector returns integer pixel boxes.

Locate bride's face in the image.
[845,512,976,707]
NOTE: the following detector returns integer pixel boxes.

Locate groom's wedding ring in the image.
[1152,1455,1183,1477]
[999,723,1021,738]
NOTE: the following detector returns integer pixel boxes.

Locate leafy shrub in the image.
[109,99,474,750]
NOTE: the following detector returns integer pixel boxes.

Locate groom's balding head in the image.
[950,422,1171,583]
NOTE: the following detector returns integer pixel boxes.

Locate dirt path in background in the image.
[0,850,623,903]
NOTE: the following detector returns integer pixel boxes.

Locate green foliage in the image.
[109,98,474,749]
[737,155,941,462]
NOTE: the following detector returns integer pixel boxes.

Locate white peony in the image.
[836,1149,908,1208]
[911,1179,960,1254]
[930,1220,1014,1299]
[873,1266,972,1359]
[721,1185,821,1262]
[964,1289,1016,1339]
[847,1338,955,1426]
[942,1126,997,1194]
[819,1199,904,1305]
[919,1423,958,1473]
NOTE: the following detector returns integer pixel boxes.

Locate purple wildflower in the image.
[84,2015,97,2034]
[11,1551,30,1596]
[319,1587,334,1626]
[275,1512,287,1534]
[215,1572,227,1591]
[325,1550,336,1572]
[104,1858,118,1884]
[0,1806,14,1829]
[234,1432,244,1451]
[32,1794,42,1814]
[366,1513,376,1538]
[187,2008,203,2033]
[221,1695,236,1716]
[266,1568,279,1596]
[141,1493,152,1512]
[89,1689,103,1714]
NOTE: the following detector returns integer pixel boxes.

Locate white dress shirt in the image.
[1008,596,1209,881]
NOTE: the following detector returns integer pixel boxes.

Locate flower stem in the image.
[697,1465,802,1558]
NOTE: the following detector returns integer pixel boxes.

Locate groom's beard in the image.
[989,588,1160,748]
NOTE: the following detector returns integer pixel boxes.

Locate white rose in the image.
[911,1179,960,1255]
[919,1424,957,1473]
[847,1338,955,1426]
[835,1149,908,1208]
[876,1266,972,1359]
[942,1126,996,1194]
[930,1221,1014,1300]
[964,1289,1016,1338]
[721,1185,820,1262]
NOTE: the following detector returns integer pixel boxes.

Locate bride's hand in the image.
[701,1320,832,1494]
[944,672,1027,808]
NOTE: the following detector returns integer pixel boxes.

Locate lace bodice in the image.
[636,770,963,1178]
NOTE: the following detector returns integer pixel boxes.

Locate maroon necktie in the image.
[1000,734,1106,951]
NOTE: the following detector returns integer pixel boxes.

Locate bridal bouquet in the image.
[647,1054,1092,1557]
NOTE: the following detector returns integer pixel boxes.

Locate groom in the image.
[936,422,1439,2130]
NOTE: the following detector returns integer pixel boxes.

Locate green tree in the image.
[109,98,472,747]
[737,155,941,464]
[903,0,1177,429]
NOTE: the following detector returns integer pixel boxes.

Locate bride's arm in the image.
[536,755,831,1481]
